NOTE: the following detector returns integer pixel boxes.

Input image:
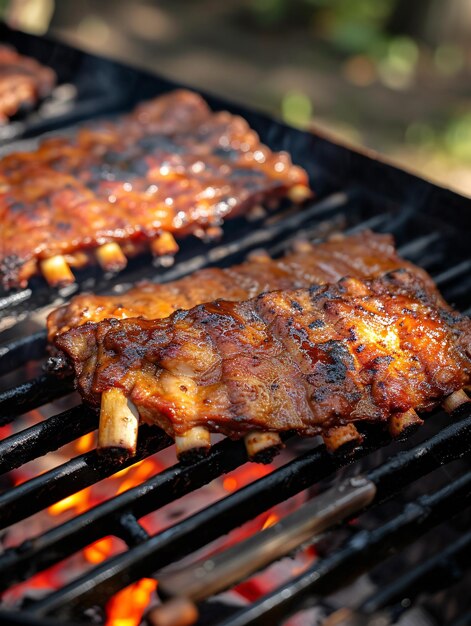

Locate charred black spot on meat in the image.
[308,319,325,330]
[348,327,358,342]
[290,300,303,312]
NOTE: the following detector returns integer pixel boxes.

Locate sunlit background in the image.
[3,0,471,196]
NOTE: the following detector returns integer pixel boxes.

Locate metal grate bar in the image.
[214,470,471,626]
[22,443,371,617]
[450,610,471,626]
[0,426,171,531]
[396,232,442,259]
[0,437,248,590]
[0,374,74,426]
[0,330,46,377]
[152,411,471,605]
[0,610,83,626]
[360,529,471,615]
[22,411,471,618]
[433,259,471,288]
[116,512,150,547]
[0,288,32,314]
[0,406,97,475]
[156,477,377,605]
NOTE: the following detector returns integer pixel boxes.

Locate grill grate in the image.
[214,469,471,626]
[0,26,470,626]
[0,192,470,624]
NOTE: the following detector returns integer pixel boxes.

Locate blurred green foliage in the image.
[244,0,470,166]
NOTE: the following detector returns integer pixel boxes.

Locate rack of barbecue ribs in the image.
[0,44,56,122]
[50,233,471,462]
[0,89,310,290]
[47,231,435,340]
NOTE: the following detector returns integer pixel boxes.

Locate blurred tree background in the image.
[4,0,471,195]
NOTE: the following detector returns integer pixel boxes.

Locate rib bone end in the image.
[147,597,198,626]
[40,255,75,287]
[247,248,272,263]
[288,184,312,203]
[247,204,267,221]
[151,232,179,257]
[292,239,314,253]
[245,431,283,463]
[389,408,424,439]
[323,423,363,453]
[175,427,211,463]
[98,388,139,456]
[442,389,470,415]
[96,242,127,272]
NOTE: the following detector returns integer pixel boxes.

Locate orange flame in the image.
[84,537,114,564]
[115,458,161,495]
[48,486,91,516]
[12,406,294,620]
[75,432,95,453]
[261,513,279,530]
[223,476,238,492]
[105,578,157,626]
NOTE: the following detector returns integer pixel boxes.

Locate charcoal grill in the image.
[0,23,470,626]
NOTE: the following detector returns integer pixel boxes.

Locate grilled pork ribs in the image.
[55,268,471,459]
[48,231,433,340]
[1,89,309,289]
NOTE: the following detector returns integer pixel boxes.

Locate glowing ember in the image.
[84,537,114,564]
[115,459,163,495]
[261,512,279,530]
[105,578,157,626]
[4,405,312,622]
[48,487,91,516]
[222,476,238,492]
[76,432,95,453]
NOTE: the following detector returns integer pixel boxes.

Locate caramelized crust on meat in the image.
[55,270,471,442]
[0,89,309,289]
[0,45,56,122]
[47,231,435,340]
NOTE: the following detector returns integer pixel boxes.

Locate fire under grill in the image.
[0,23,470,626]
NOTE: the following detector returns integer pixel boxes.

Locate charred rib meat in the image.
[55,270,471,459]
[48,231,435,341]
[0,45,55,122]
[0,89,309,289]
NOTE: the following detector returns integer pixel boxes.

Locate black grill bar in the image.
[214,470,471,626]
[394,232,442,259]
[21,443,374,618]
[0,374,74,426]
[433,259,471,287]
[152,411,471,607]
[360,529,471,616]
[0,330,46,376]
[0,426,171,530]
[0,610,84,626]
[0,437,249,590]
[450,610,471,626]
[21,410,471,618]
[0,406,97,475]
[116,511,150,546]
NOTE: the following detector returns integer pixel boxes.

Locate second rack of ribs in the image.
[55,269,471,453]
[0,89,308,289]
